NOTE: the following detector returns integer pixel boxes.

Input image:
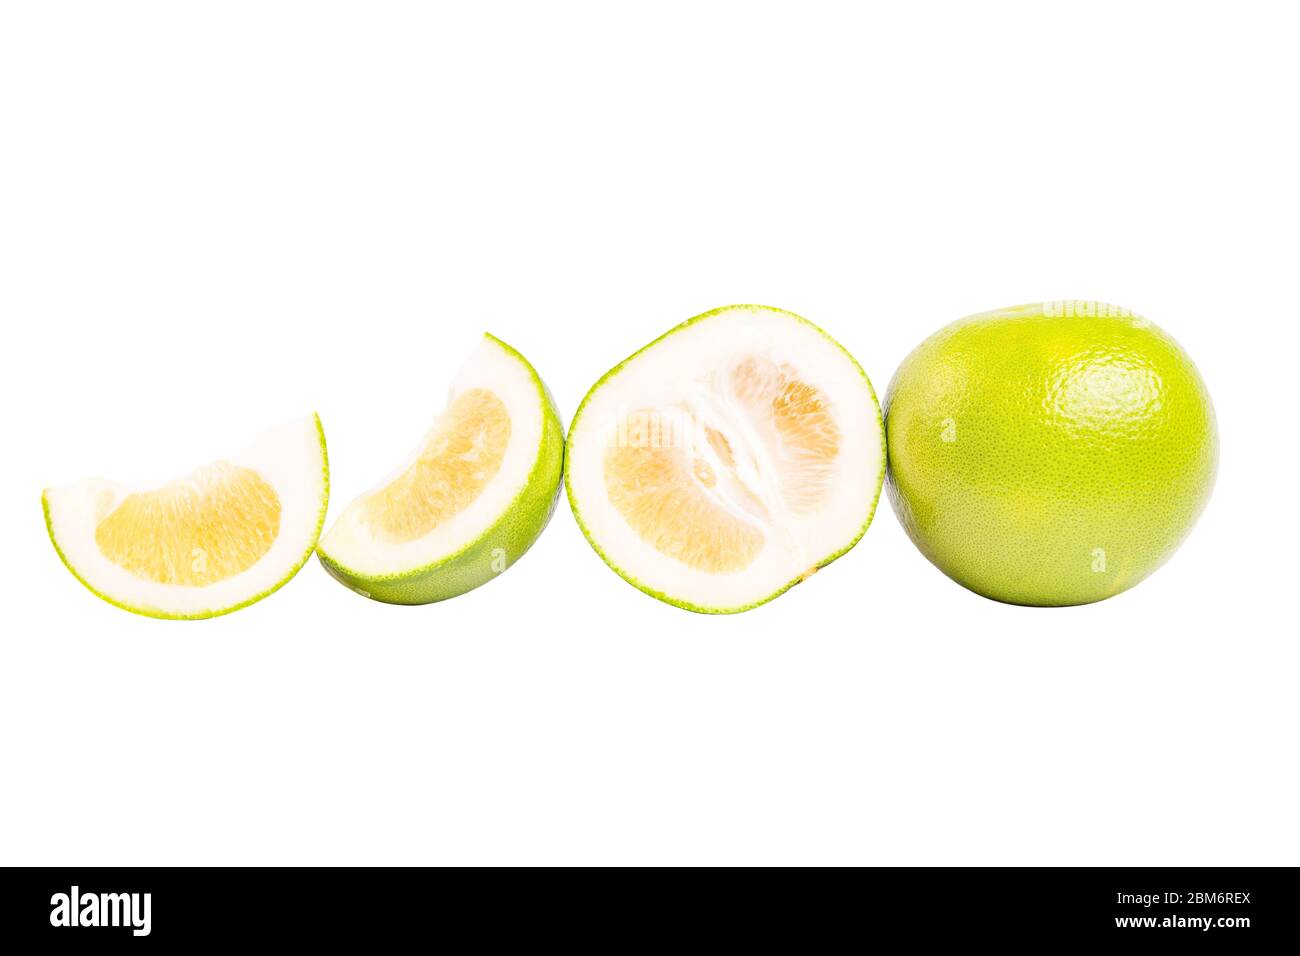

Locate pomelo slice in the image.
[43,414,329,619]
[316,334,564,604]
[566,305,886,613]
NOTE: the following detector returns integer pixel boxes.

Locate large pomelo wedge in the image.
[317,334,563,605]
[885,300,1218,606]
[566,305,886,613]
[43,414,329,619]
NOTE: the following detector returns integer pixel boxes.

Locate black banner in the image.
[2,867,1294,946]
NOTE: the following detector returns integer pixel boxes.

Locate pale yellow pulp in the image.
[96,463,281,585]
[604,357,840,573]
[362,388,512,544]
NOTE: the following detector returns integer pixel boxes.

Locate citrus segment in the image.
[95,463,281,586]
[604,409,764,573]
[316,334,563,605]
[362,388,511,544]
[729,357,841,515]
[43,414,329,619]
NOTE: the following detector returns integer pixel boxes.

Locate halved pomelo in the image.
[43,414,329,619]
[316,334,564,604]
[566,305,886,613]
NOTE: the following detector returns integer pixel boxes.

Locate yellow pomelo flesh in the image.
[95,463,281,585]
[604,410,765,573]
[602,357,841,574]
[362,388,511,544]
[732,356,841,516]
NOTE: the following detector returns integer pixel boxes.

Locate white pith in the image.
[568,306,885,610]
[317,335,544,577]
[44,415,327,616]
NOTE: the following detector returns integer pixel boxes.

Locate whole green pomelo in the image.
[884,301,1218,606]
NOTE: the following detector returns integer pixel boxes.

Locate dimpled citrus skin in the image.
[884,302,1218,606]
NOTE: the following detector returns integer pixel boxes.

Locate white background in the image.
[1,2,1296,866]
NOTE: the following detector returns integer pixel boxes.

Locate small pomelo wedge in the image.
[43,414,329,619]
[566,305,886,613]
[317,334,563,604]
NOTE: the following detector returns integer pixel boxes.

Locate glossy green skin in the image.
[885,303,1218,606]
[317,336,565,605]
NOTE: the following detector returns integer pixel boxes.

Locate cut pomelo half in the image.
[316,334,564,604]
[566,305,886,613]
[43,414,329,619]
